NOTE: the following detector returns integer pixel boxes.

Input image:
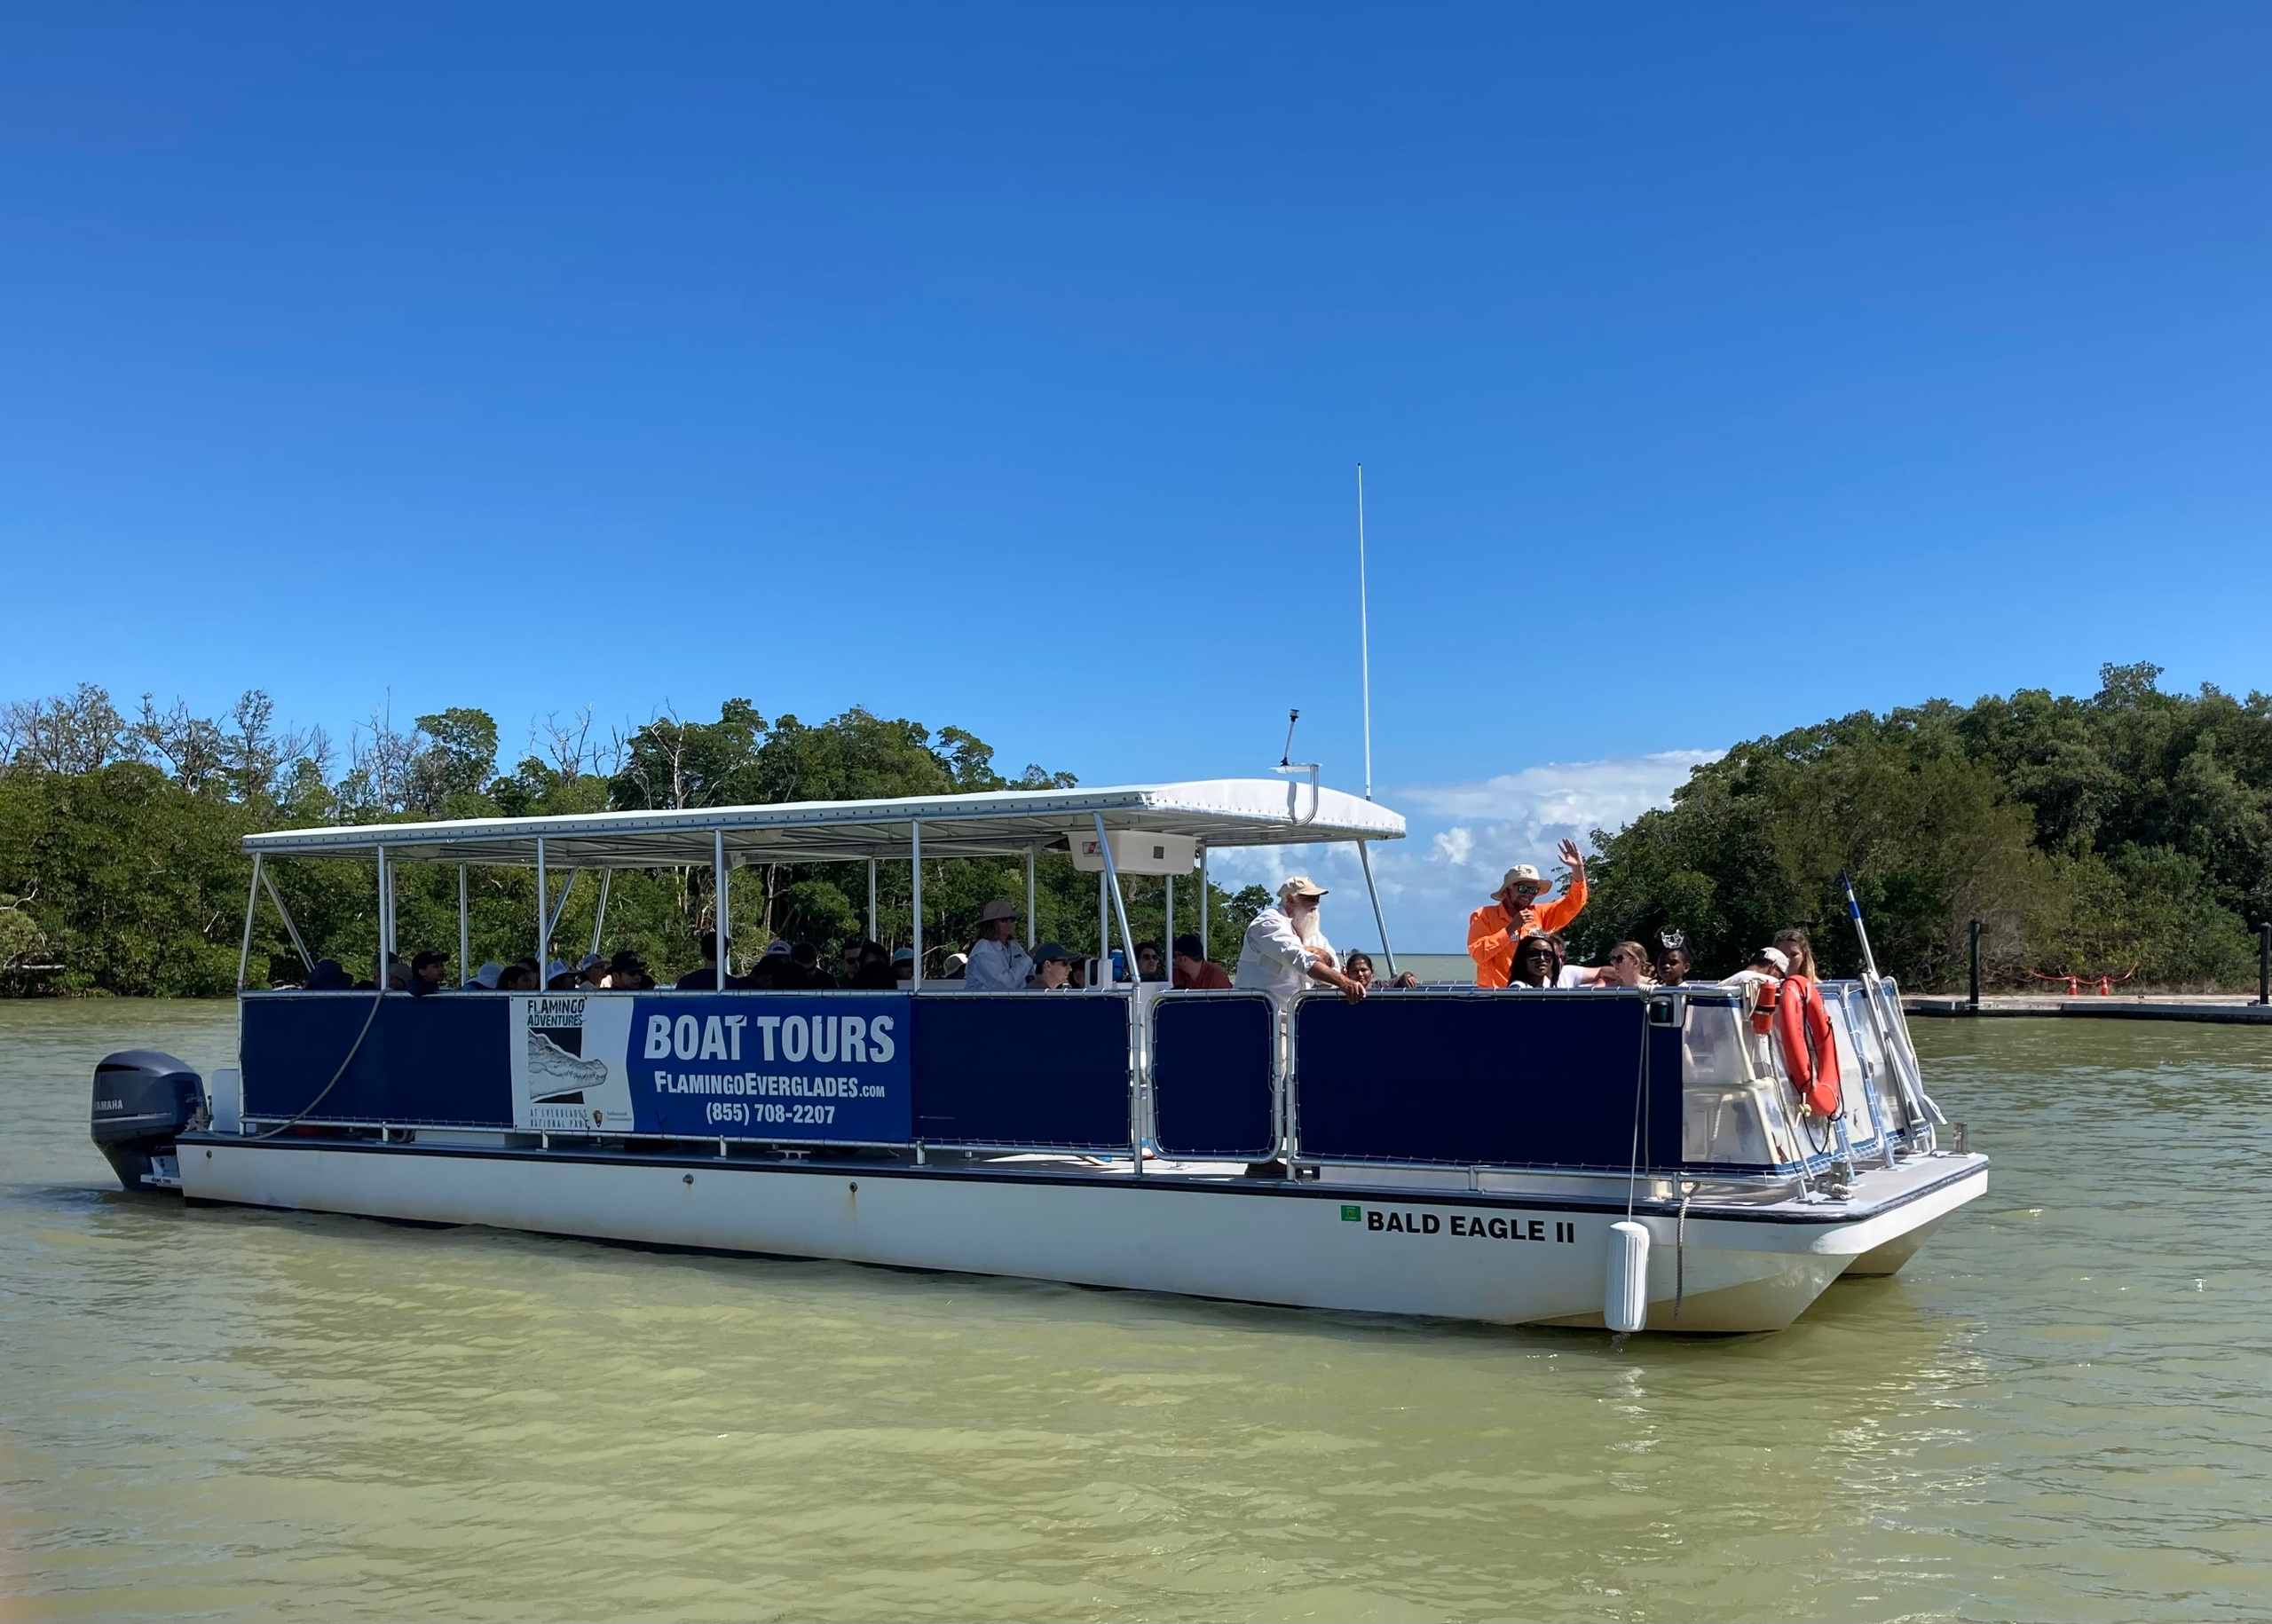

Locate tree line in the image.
[6,663,2265,997]
[1566,664,2271,990]
[0,687,1270,996]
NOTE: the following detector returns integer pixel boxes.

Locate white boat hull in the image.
[180,1137,1986,1334]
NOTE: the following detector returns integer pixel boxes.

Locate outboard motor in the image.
[91,1050,204,1193]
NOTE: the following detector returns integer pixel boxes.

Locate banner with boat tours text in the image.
[512,992,913,1142]
[628,995,911,1141]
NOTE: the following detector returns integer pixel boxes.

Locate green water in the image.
[1,1003,2265,1621]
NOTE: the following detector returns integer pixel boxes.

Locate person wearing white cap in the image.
[1466,840,1590,989]
[963,898,1033,992]
[1723,946,1789,1066]
[1233,876,1365,1005]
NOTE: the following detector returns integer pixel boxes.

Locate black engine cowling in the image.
[91,1049,204,1193]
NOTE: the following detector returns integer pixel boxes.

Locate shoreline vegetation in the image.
[1566,664,2268,993]
[2,663,2266,997]
[0,692,1268,997]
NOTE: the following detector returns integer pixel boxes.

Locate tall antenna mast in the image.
[1357,464,1373,800]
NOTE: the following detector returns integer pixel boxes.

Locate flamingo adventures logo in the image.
[514,995,635,1131]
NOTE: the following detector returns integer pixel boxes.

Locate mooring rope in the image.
[1674,1184,1692,1323]
[1624,1002,1648,1220]
[251,987,389,1140]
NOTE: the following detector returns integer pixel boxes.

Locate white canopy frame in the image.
[233,780,1406,992]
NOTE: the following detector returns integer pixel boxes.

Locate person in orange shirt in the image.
[1467,840,1590,988]
[1169,933,1233,990]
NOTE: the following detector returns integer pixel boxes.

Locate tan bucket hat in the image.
[978,898,1020,924]
[1499,864,1548,892]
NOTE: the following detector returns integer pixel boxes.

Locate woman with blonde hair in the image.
[1558,941,1653,988]
[1771,927,1818,980]
[1768,926,1840,1117]
[1600,942,1654,988]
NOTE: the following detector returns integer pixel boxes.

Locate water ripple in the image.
[1,1002,2265,1620]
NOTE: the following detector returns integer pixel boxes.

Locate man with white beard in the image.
[1234,875,1366,1005]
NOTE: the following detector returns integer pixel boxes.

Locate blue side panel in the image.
[911,997,1130,1148]
[241,994,514,1127]
[1152,996,1275,1160]
[1294,994,1655,1168]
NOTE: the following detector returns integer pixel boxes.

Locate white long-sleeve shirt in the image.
[1233,905,1329,1003]
[964,936,1035,992]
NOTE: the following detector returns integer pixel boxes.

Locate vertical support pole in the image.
[714,829,730,977]
[1199,846,1209,960]
[1968,918,1982,1012]
[1093,816,1142,988]
[1357,461,1373,803]
[262,867,313,971]
[237,853,264,991]
[1093,812,1145,1169]
[1098,869,1108,984]
[1025,847,1037,949]
[910,820,923,989]
[588,869,611,959]
[867,858,878,942]
[543,871,580,942]
[458,864,471,985]
[375,844,390,988]
[1358,840,1397,978]
[2260,922,2269,1005]
[1164,873,1173,966]
[533,836,548,978]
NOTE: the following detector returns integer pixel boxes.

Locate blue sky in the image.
[3,4,2266,945]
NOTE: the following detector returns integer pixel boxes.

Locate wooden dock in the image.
[1905,993,2272,1024]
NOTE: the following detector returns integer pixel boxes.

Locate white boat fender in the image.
[1605,1219,1650,1334]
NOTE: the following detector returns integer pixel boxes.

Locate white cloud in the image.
[1206,748,1720,950]
[1431,825,1473,866]
[1400,751,1723,827]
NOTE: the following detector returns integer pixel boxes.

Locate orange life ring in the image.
[1774,975,1843,1118]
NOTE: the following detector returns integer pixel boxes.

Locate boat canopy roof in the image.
[241,779,1405,867]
